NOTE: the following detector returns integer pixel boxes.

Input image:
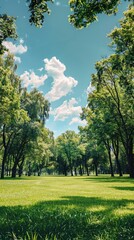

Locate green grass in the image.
[0,175,134,239]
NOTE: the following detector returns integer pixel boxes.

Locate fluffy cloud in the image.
[20,71,48,88]
[2,41,27,55]
[69,117,87,126]
[44,57,78,102]
[2,40,28,64]
[87,82,95,94]
[14,56,21,64]
[38,67,44,72]
[51,98,82,121]
[19,38,24,44]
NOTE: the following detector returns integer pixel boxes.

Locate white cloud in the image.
[38,67,44,72]
[2,40,28,64]
[2,41,28,55]
[87,82,95,94]
[44,57,78,102]
[69,117,87,126]
[19,38,24,44]
[14,56,21,64]
[20,71,48,88]
[51,98,82,121]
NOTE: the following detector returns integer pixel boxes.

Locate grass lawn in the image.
[0,175,134,239]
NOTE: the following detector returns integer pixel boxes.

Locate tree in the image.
[0,54,50,178]
[79,123,111,176]
[0,54,29,178]
[10,89,50,178]
[83,6,134,177]
[27,0,132,28]
[0,14,17,54]
[69,0,121,28]
[25,128,54,176]
[56,131,81,176]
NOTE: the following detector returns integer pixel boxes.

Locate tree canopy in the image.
[0,0,132,54]
[81,5,134,178]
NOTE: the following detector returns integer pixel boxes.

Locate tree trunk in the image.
[79,165,83,176]
[12,163,17,178]
[70,167,73,176]
[85,163,89,176]
[18,165,23,177]
[94,163,98,176]
[116,157,122,177]
[1,126,8,179]
[104,140,114,177]
[112,138,122,177]
[18,156,25,177]
[1,150,7,179]
[74,167,77,176]
[63,166,67,176]
[105,139,114,177]
[127,143,134,178]
[108,148,114,177]
[9,158,12,176]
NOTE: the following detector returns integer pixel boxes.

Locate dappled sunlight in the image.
[114,202,134,217]
[0,195,134,239]
[88,206,106,213]
[0,176,134,239]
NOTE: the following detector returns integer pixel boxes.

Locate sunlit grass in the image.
[0,175,134,239]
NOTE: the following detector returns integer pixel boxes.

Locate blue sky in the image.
[1,0,129,137]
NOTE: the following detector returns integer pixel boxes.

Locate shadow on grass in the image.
[111,186,134,191]
[79,176,134,184]
[0,177,41,181]
[0,196,134,240]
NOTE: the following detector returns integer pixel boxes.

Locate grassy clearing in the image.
[0,175,134,239]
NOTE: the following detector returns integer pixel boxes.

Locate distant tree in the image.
[25,128,54,176]
[56,131,81,176]
[79,125,109,176]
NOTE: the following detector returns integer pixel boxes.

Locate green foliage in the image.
[27,0,53,28]
[82,6,134,177]
[0,54,50,179]
[21,88,50,125]
[56,131,81,175]
[0,14,17,54]
[0,54,27,126]
[69,0,124,29]
[0,0,132,54]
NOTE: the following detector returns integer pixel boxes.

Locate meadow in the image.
[0,175,134,240]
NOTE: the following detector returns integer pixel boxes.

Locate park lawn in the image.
[0,175,134,240]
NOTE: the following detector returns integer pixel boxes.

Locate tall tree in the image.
[83,6,134,177]
[0,54,28,178]
[10,89,50,178]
